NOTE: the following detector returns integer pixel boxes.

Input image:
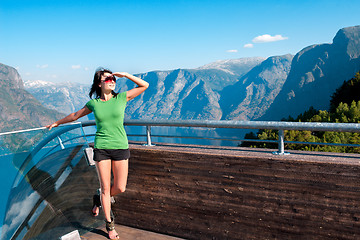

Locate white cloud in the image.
[36,64,49,69]
[71,65,81,69]
[226,49,238,53]
[252,34,288,43]
[243,43,254,48]
[1,192,40,236]
[84,67,89,71]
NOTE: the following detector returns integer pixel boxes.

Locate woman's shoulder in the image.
[115,91,127,100]
[85,98,98,108]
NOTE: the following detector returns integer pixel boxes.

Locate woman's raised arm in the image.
[113,72,149,101]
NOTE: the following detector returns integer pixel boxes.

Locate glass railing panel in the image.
[0,123,102,240]
[0,127,50,239]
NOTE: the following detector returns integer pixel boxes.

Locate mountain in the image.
[261,25,360,120]
[197,57,266,75]
[115,57,265,120]
[122,69,222,119]
[196,57,266,90]
[220,54,293,120]
[24,80,91,116]
[0,63,65,133]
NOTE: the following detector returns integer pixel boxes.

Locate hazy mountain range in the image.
[24,80,90,119]
[2,25,360,134]
[25,57,266,120]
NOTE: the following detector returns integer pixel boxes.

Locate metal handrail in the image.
[119,119,360,132]
[0,122,81,136]
[3,119,360,155]
[86,119,360,155]
[3,119,360,134]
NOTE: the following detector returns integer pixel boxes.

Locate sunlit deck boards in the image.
[81,224,183,240]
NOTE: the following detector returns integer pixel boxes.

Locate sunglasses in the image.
[102,75,116,83]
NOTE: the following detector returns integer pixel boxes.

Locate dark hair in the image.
[89,68,118,99]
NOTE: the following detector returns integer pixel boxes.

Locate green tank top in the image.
[85,92,128,149]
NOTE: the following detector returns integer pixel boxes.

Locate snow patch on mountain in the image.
[24,80,56,88]
[197,57,266,75]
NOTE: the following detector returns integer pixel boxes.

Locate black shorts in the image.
[93,148,130,162]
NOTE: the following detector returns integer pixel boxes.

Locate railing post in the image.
[278,129,285,154]
[57,136,65,149]
[144,126,155,146]
[272,129,289,155]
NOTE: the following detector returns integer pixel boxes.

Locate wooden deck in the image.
[110,142,360,239]
[81,224,183,240]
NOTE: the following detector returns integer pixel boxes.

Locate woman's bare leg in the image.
[96,160,119,239]
[111,159,129,196]
[95,160,112,220]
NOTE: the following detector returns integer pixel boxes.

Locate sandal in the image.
[105,217,119,240]
[92,194,101,216]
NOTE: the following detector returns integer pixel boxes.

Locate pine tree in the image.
[330,72,360,113]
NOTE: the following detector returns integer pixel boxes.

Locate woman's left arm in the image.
[113,72,149,101]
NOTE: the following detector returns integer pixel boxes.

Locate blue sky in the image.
[0,0,359,84]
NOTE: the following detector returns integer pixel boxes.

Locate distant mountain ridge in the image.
[125,69,222,119]
[117,57,266,120]
[197,57,266,75]
[26,57,266,120]
[123,55,292,120]
[24,80,90,116]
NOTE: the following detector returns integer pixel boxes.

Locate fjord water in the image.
[0,154,19,229]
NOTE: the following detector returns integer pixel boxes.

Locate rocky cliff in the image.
[261,25,360,120]
[0,63,64,132]
[220,54,293,120]
[121,69,222,120]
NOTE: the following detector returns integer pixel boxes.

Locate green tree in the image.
[330,72,360,113]
[242,71,360,153]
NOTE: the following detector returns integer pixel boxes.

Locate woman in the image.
[46,68,149,240]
